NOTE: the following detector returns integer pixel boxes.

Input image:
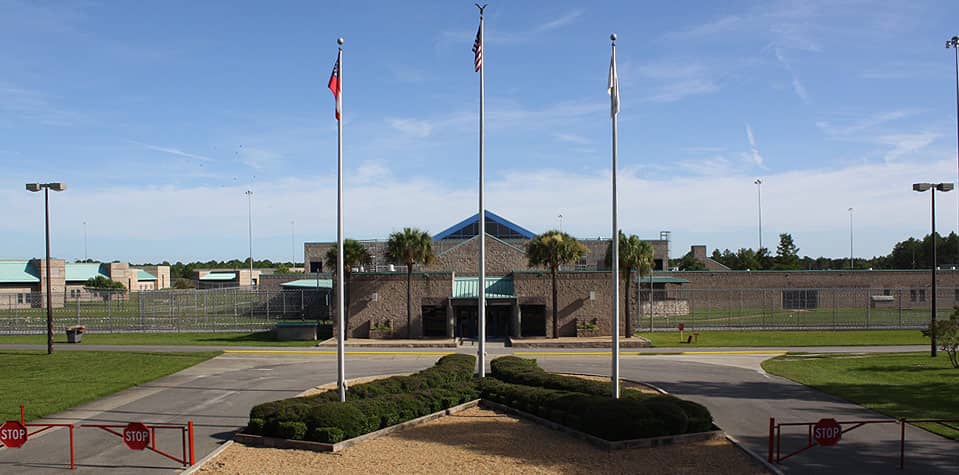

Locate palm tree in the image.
[526,230,589,338]
[325,239,371,339]
[385,228,436,338]
[605,231,653,337]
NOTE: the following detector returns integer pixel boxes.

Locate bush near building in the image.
[484,356,713,440]
[246,354,712,445]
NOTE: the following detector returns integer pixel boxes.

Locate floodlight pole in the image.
[948,36,959,264]
[26,182,66,355]
[755,179,763,250]
[914,182,954,357]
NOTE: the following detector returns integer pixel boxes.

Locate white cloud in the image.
[388,118,433,138]
[773,48,809,103]
[553,133,590,145]
[816,110,917,137]
[877,132,940,162]
[238,147,283,169]
[2,156,954,262]
[131,140,214,162]
[533,9,583,33]
[745,124,765,167]
[637,63,721,103]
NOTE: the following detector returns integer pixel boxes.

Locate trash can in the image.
[66,325,85,343]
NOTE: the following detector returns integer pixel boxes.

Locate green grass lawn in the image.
[0,331,321,347]
[762,352,959,440]
[0,350,220,422]
[637,329,927,347]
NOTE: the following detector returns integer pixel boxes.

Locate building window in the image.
[910,289,917,302]
[883,289,891,296]
[17,293,24,304]
[919,289,926,302]
[783,289,818,310]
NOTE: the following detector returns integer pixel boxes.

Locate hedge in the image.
[246,354,479,443]
[486,356,713,438]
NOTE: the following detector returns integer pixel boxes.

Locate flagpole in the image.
[610,33,621,400]
[335,37,347,403]
[476,3,487,378]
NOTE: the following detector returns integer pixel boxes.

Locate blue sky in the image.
[2,0,959,264]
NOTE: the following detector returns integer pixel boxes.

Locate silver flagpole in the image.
[335,37,347,402]
[610,34,621,399]
[476,3,487,378]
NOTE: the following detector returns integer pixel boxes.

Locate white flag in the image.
[608,52,619,117]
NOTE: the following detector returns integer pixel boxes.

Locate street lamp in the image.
[848,208,854,269]
[754,179,763,250]
[557,214,564,232]
[245,190,254,288]
[26,182,67,355]
[947,36,959,260]
[913,182,954,357]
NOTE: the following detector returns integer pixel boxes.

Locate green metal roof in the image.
[0,261,39,283]
[453,276,514,299]
[65,263,110,282]
[199,272,237,281]
[137,269,157,281]
[280,279,333,289]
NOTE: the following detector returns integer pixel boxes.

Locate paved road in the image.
[1,345,956,474]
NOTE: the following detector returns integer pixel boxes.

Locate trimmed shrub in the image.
[275,421,307,440]
[247,418,265,435]
[308,427,345,443]
[248,354,480,443]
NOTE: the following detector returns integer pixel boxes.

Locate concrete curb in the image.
[725,433,784,475]
[479,400,724,450]
[234,400,481,453]
[180,440,233,475]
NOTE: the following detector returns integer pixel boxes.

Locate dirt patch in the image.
[559,373,663,394]
[199,406,765,474]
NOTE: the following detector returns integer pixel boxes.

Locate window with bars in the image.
[782,289,818,310]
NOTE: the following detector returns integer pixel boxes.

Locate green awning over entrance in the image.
[281,279,333,289]
[453,276,514,299]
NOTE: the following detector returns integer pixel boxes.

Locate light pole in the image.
[291,220,295,267]
[83,220,87,261]
[947,36,959,261]
[913,182,954,357]
[848,208,854,269]
[26,182,67,355]
[754,179,763,250]
[557,214,564,232]
[245,190,254,288]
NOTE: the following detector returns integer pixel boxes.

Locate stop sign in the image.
[813,418,842,446]
[122,422,150,450]
[0,421,28,448]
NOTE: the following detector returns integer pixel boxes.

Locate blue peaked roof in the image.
[433,210,535,240]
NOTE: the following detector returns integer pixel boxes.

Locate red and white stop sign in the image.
[0,421,28,448]
[813,418,842,446]
[122,422,150,450]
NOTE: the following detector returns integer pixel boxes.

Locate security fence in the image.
[638,287,955,331]
[0,287,327,334]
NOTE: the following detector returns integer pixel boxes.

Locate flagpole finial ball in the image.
[610,33,617,41]
[337,37,344,45]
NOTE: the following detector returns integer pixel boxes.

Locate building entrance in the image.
[454,304,511,338]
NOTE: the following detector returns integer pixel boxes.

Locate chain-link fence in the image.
[0,287,328,334]
[636,287,955,331]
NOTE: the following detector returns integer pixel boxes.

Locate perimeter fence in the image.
[638,287,955,331]
[0,287,327,334]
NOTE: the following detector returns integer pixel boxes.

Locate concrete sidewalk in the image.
[0,353,443,473]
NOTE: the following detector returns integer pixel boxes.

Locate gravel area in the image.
[199,406,766,474]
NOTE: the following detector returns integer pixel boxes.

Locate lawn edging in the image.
[234,400,481,452]
[478,399,724,450]
[234,397,727,454]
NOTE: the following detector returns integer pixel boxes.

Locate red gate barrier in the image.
[81,421,194,467]
[0,405,75,470]
[768,416,959,469]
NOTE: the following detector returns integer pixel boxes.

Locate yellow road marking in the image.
[223,349,455,355]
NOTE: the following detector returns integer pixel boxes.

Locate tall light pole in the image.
[947,36,959,262]
[245,190,254,288]
[291,220,296,267]
[26,182,67,355]
[754,179,763,250]
[913,182,954,358]
[848,208,854,269]
[557,214,564,232]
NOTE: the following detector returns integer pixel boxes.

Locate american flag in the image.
[328,53,341,120]
[472,24,482,72]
